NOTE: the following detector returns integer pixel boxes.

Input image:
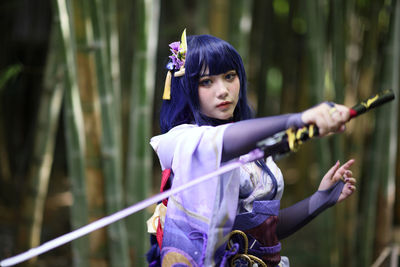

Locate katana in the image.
[0,89,395,267]
[259,89,395,160]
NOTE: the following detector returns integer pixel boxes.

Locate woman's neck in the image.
[198,113,234,126]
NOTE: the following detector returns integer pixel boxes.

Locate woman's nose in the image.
[216,80,229,98]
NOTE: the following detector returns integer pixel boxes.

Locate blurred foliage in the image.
[0,64,22,91]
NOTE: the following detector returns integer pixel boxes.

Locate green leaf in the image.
[0,64,22,91]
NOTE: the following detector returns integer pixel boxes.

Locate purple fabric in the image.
[256,160,278,199]
[248,242,282,255]
[277,180,344,240]
[154,124,240,266]
[233,200,280,231]
[219,243,239,267]
[189,231,208,264]
[161,246,199,266]
[222,113,304,162]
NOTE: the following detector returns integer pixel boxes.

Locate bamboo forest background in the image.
[0,0,399,266]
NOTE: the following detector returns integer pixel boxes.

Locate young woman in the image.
[146,30,356,267]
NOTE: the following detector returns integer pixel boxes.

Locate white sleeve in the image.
[151,124,240,265]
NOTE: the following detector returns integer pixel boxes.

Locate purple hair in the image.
[160,34,254,133]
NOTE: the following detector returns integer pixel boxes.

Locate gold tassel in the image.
[163,71,172,100]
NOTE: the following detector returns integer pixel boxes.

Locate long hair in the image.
[159,34,253,133]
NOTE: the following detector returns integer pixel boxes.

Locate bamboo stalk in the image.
[391,245,399,267]
[331,1,348,266]
[248,0,273,117]
[209,0,229,39]
[394,0,400,243]
[252,0,275,117]
[102,0,122,164]
[343,3,369,265]
[304,1,336,266]
[125,0,160,265]
[194,0,209,34]
[16,19,65,266]
[228,0,253,68]
[358,101,389,267]
[88,0,130,266]
[53,0,90,266]
[117,0,135,164]
[72,0,108,265]
[374,0,399,263]
[354,1,393,266]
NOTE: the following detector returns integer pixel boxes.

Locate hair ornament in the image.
[162,71,172,100]
[163,29,187,100]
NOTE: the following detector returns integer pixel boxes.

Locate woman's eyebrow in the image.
[199,69,236,77]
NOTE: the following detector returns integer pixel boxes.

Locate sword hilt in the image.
[258,89,395,159]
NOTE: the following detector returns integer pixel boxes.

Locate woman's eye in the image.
[199,79,212,87]
[225,72,237,81]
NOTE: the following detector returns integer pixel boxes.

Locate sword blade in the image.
[0,149,264,267]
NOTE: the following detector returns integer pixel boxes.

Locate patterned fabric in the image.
[150,124,287,266]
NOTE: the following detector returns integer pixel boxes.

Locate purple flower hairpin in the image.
[163,29,187,100]
[168,41,185,70]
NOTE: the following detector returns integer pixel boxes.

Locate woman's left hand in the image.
[318,159,357,203]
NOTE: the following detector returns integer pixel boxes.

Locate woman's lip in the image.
[216,101,232,108]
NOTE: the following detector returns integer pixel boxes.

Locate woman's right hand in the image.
[301,102,350,136]
[318,159,357,203]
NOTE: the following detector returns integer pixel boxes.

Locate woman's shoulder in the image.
[150,123,227,152]
[150,124,199,151]
[151,124,197,140]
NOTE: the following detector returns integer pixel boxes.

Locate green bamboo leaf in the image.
[0,64,22,91]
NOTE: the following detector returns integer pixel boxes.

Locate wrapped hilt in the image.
[257,124,319,159]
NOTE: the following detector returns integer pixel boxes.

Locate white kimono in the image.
[150,124,288,266]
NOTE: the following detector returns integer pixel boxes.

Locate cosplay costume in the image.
[147,29,345,267]
[147,114,345,267]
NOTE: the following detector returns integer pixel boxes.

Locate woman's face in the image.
[198,69,240,120]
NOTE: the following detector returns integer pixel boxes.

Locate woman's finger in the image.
[344,170,353,178]
[332,159,355,182]
[326,103,350,134]
[338,183,357,202]
[326,161,341,179]
[344,177,357,185]
[338,159,355,173]
[335,104,351,122]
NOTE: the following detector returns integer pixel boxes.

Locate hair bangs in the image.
[199,46,238,77]
[186,35,241,78]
